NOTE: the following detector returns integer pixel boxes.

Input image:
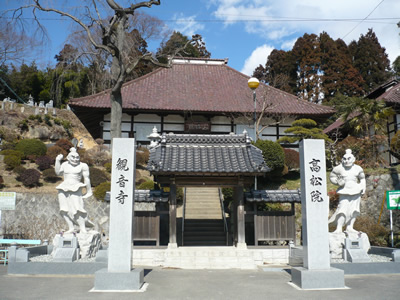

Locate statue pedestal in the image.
[52,231,101,259]
[329,231,370,261]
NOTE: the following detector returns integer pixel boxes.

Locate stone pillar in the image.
[291,139,344,289]
[94,138,144,291]
[235,182,246,248]
[169,183,177,248]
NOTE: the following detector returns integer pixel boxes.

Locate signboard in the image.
[184,121,211,133]
[0,192,16,210]
[386,190,400,210]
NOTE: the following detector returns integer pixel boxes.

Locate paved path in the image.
[1,265,399,300]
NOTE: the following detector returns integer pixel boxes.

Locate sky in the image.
[3,0,400,76]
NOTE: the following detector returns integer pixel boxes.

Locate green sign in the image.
[386,190,400,210]
[0,192,16,210]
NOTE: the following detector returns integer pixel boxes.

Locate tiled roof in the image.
[377,81,400,104]
[69,58,335,116]
[244,189,301,203]
[147,131,270,175]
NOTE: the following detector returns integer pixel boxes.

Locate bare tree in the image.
[10,0,200,142]
[229,90,294,141]
[0,22,38,65]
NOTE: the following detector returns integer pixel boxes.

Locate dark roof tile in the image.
[69,58,335,117]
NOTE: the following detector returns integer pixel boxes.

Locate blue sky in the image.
[3,0,400,76]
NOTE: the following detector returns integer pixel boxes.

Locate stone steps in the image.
[183,188,226,245]
[131,247,290,269]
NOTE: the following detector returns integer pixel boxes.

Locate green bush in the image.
[137,180,154,190]
[20,169,41,187]
[4,155,21,170]
[15,139,47,159]
[13,165,27,178]
[94,181,111,201]
[254,140,285,176]
[104,162,112,173]
[28,114,43,122]
[42,168,60,183]
[89,167,109,187]
[354,216,390,247]
[0,149,24,160]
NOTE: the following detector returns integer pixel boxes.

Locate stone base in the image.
[291,267,345,289]
[52,231,101,259]
[94,268,144,291]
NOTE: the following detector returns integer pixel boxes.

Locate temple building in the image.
[69,57,335,147]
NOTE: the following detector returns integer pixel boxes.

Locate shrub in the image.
[84,147,111,166]
[28,114,42,122]
[42,168,60,183]
[46,145,67,161]
[44,114,52,126]
[13,165,27,177]
[4,155,21,170]
[15,139,47,159]
[20,169,41,187]
[137,180,154,190]
[254,140,285,176]
[18,119,29,131]
[0,175,4,189]
[55,138,74,152]
[78,149,94,166]
[35,155,53,171]
[89,167,109,187]
[104,162,112,173]
[94,181,111,201]
[136,148,150,166]
[354,215,390,247]
[283,148,300,170]
[0,149,24,160]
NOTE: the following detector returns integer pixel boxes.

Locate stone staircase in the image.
[183,187,227,246]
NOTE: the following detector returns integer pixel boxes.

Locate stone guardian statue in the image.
[55,147,93,233]
[329,149,366,233]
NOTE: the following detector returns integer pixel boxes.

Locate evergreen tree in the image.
[319,33,364,100]
[157,31,211,64]
[291,33,323,103]
[350,28,391,92]
[253,49,296,94]
[393,55,400,77]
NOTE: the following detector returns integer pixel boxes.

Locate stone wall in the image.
[0,192,110,243]
[362,172,400,232]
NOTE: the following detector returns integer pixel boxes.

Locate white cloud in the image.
[172,13,205,37]
[211,0,400,63]
[241,44,274,76]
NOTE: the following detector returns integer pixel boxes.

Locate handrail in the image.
[181,187,187,246]
[218,188,229,245]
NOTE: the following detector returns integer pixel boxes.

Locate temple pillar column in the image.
[168,183,177,248]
